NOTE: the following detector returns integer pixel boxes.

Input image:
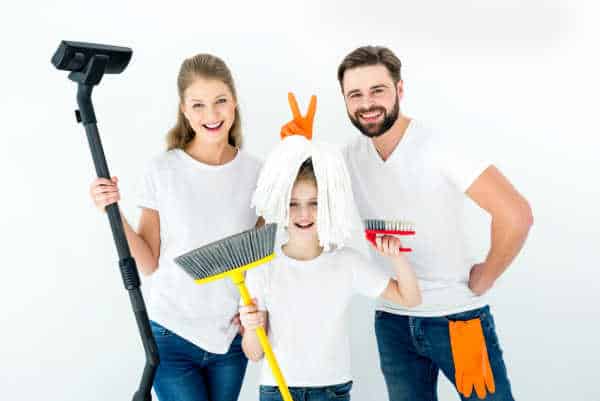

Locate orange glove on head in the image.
[280,92,316,140]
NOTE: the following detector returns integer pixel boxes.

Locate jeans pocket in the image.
[327,381,352,400]
[480,310,501,349]
[226,334,246,360]
[445,306,488,322]
[259,385,280,395]
[446,308,501,349]
[150,321,172,337]
[259,385,282,401]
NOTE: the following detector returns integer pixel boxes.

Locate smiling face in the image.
[180,77,237,145]
[287,179,319,244]
[342,64,402,138]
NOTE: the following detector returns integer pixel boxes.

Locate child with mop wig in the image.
[240,122,422,400]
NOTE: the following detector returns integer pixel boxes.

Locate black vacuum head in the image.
[51,41,132,74]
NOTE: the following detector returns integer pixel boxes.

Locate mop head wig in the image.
[252,135,354,251]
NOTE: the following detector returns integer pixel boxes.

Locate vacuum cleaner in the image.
[51,40,159,401]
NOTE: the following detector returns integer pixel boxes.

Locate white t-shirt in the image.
[343,120,491,317]
[245,247,390,387]
[137,148,261,353]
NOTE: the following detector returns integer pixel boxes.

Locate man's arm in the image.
[466,165,534,295]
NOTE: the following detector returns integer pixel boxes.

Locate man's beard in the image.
[348,96,400,138]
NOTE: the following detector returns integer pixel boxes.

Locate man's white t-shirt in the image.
[343,120,491,317]
[137,148,261,353]
[245,247,390,387]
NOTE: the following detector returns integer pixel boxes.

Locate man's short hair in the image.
[337,46,402,90]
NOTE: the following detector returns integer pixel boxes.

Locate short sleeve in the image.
[348,249,391,298]
[244,267,269,311]
[137,162,159,210]
[435,140,492,193]
[430,136,493,193]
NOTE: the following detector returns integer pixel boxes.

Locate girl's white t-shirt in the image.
[245,247,390,386]
[137,148,261,354]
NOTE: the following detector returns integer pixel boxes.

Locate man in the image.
[338,46,532,400]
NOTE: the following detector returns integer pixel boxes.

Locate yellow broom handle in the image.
[235,280,294,401]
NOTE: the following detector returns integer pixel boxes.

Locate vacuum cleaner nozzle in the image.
[51,41,132,74]
[52,41,132,86]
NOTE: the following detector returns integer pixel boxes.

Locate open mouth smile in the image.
[359,110,383,123]
[203,121,224,131]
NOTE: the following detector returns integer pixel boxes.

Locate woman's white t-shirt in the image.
[137,148,261,354]
[245,247,390,386]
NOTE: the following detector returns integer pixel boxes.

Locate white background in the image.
[1,1,599,400]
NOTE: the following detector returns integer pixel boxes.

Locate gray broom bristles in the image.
[174,223,277,281]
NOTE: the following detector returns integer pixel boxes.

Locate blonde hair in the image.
[295,158,317,186]
[166,54,243,150]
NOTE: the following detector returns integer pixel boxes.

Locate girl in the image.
[89,54,261,401]
[239,135,421,401]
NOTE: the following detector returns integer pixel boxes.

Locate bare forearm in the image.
[482,210,533,281]
[392,257,421,306]
[120,213,158,275]
[242,330,264,362]
[381,256,421,307]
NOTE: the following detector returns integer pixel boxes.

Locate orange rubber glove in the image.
[280,92,317,140]
[449,318,496,399]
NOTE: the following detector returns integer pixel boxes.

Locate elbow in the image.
[501,198,533,232]
[139,259,159,276]
[523,201,534,228]
[514,199,534,230]
[248,353,264,363]
[243,348,264,362]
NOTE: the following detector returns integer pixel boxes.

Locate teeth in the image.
[360,111,382,119]
[204,122,222,129]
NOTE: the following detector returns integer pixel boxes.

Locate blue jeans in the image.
[259,381,352,401]
[375,306,515,401]
[150,321,248,401]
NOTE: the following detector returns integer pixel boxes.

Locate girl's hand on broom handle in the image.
[90,176,120,212]
[239,299,267,361]
[239,299,267,330]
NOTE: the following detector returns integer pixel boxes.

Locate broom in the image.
[174,223,294,401]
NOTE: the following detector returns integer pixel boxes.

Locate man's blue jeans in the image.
[375,306,515,401]
[150,321,248,401]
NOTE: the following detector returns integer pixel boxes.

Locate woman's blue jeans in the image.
[150,321,248,401]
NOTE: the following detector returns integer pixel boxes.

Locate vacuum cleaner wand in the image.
[52,40,159,401]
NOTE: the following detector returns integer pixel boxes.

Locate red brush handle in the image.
[365,230,414,252]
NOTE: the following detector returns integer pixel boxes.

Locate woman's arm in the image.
[373,236,422,307]
[90,176,160,275]
[239,301,267,362]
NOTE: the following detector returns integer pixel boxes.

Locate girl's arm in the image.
[90,176,160,275]
[239,301,267,362]
[372,236,422,307]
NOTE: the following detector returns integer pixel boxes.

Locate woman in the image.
[89,54,261,401]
